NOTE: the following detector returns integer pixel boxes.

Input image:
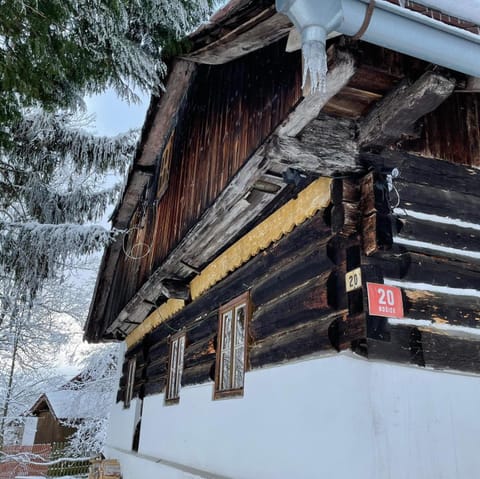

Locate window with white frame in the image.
[215,292,249,399]
[125,357,136,408]
[165,332,186,403]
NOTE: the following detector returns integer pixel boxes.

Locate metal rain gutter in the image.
[277,0,480,90]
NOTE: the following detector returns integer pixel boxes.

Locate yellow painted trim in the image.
[125,299,185,348]
[125,176,332,349]
[190,177,332,299]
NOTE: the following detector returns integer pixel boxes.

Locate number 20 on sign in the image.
[367,283,404,318]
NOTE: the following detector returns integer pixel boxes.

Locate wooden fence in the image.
[47,442,90,477]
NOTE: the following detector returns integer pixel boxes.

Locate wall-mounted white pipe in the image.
[277,0,480,89]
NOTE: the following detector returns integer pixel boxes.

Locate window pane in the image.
[215,294,249,397]
[168,340,178,399]
[222,311,232,352]
[233,345,245,389]
[234,305,246,346]
[175,336,185,397]
[126,358,136,406]
[220,351,231,390]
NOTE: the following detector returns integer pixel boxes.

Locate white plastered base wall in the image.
[105,353,480,479]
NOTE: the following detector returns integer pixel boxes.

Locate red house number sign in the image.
[367,283,404,318]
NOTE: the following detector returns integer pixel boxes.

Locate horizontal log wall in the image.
[358,151,480,373]
[118,211,360,402]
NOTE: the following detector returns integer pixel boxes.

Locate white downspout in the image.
[277,0,480,91]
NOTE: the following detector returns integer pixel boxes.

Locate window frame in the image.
[165,331,186,405]
[214,291,250,400]
[124,356,136,408]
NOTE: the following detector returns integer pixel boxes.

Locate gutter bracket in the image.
[352,0,376,40]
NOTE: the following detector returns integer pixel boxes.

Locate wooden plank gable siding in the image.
[103,41,303,333]
[404,92,480,167]
[117,211,355,402]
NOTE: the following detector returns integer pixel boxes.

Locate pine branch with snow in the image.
[0,0,215,126]
[0,222,114,293]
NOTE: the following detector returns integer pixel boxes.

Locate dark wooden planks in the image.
[361,150,480,197]
[369,322,480,375]
[367,324,425,366]
[249,313,342,368]
[250,247,332,307]
[397,215,480,253]
[251,273,334,341]
[394,182,480,224]
[420,328,480,374]
[407,92,480,168]
[404,289,480,329]
[364,251,480,291]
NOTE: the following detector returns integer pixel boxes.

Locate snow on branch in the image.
[9,110,138,174]
[0,450,91,466]
[22,177,122,224]
[0,222,115,292]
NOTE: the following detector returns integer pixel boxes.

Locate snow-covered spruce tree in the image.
[0,0,214,128]
[0,109,136,295]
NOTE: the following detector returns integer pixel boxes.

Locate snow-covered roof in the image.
[416,0,480,26]
[30,390,109,421]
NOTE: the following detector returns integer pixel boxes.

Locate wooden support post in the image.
[331,178,360,237]
[359,171,395,256]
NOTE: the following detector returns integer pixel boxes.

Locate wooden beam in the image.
[361,149,480,199]
[358,71,456,148]
[276,52,356,137]
[268,114,361,176]
[184,9,292,65]
[158,279,190,301]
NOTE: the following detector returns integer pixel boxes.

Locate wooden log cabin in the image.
[85,1,480,478]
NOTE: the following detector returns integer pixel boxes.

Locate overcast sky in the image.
[85,88,150,136]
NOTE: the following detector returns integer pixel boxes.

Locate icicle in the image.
[399,0,406,7]
[302,40,328,94]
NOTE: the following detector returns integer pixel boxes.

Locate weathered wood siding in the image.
[104,41,302,332]
[118,151,480,402]
[117,212,353,402]
[350,152,480,373]
[402,93,480,167]
[33,411,75,445]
